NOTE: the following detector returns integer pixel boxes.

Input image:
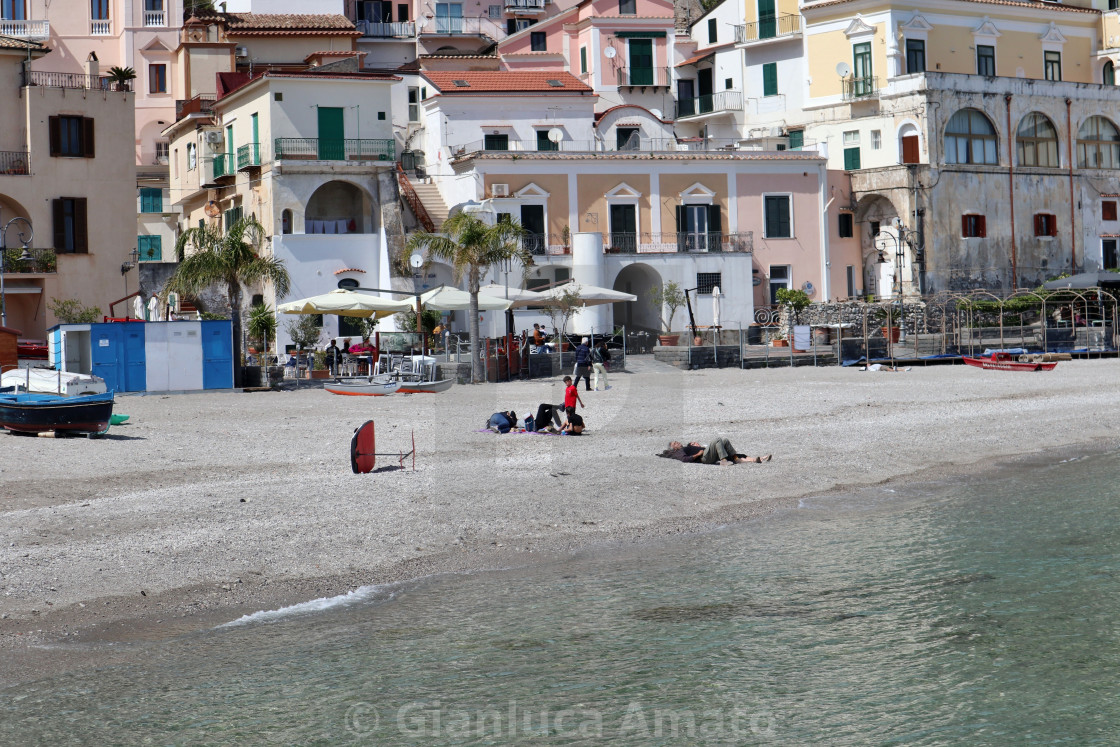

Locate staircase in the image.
[408,180,450,232]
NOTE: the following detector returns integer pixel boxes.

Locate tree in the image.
[648,280,686,333]
[106,66,136,92]
[406,213,529,383]
[544,284,583,344]
[165,216,290,387]
[48,297,101,324]
[285,314,322,351]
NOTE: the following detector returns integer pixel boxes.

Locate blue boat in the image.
[0,391,116,436]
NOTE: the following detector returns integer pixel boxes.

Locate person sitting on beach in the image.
[660,439,772,466]
[561,411,585,436]
[534,403,564,432]
[486,410,519,434]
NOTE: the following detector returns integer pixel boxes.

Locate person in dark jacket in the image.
[486,410,519,434]
[572,337,593,391]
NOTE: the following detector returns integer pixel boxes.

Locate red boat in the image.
[16,340,48,359]
[962,352,1058,372]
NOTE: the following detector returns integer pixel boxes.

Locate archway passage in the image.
[305,181,373,234]
[854,195,903,299]
[612,263,662,334]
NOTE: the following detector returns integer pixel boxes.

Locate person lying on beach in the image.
[660,439,772,465]
[534,403,564,432]
[486,410,519,434]
[561,412,585,435]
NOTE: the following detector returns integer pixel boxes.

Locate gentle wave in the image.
[218,585,395,628]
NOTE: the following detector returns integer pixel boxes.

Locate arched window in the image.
[281,209,292,234]
[337,278,359,290]
[944,108,998,165]
[1078,116,1120,169]
[1106,61,1116,86]
[1017,113,1059,167]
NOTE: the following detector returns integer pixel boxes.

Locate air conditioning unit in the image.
[205,130,224,145]
[491,183,509,197]
[235,46,249,58]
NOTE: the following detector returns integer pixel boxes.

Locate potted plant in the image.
[649,280,686,346]
[771,331,789,347]
[106,66,136,92]
[875,305,902,342]
[310,351,330,379]
[561,225,571,253]
[775,287,811,351]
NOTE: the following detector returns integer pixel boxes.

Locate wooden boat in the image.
[0,391,115,435]
[962,352,1058,372]
[1,368,107,396]
[398,378,455,394]
[324,380,402,397]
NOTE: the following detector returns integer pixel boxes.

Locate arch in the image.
[854,194,901,298]
[1077,115,1120,169]
[1016,112,1059,167]
[944,108,998,164]
[305,180,372,233]
[897,121,921,164]
[1105,60,1116,85]
[281,209,293,234]
[611,263,662,333]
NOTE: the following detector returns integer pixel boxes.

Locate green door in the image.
[758,0,775,39]
[628,39,653,86]
[318,107,345,160]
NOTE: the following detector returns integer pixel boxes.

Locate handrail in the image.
[396,162,436,233]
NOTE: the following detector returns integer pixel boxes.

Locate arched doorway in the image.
[305,180,372,234]
[612,263,662,333]
[854,195,902,299]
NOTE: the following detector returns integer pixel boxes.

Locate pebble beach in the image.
[2,355,1119,687]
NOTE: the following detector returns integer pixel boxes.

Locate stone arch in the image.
[854,194,902,298]
[611,262,662,333]
[305,180,374,233]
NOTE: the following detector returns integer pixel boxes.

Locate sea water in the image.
[3,452,1120,745]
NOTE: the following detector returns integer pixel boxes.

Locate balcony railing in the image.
[356,20,416,37]
[144,10,166,27]
[604,232,753,254]
[90,19,111,35]
[505,0,547,10]
[616,66,671,88]
[452,137,753,157]
[842,76,879,101]
[237,143,261,170]
[676,90,743,118]
[734,13,802,44]
[22,70,113,90]
[176,94,216,119]
[0,151,30,176]
[1,247,57,274]
[0,19,49,39]
[274,138,395,162]
[422,16,506,39]
[212,153,234,179]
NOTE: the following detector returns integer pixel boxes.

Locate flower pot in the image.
[658,334,680,346]
[771,339,789,347]
[693,336,703,346]
[881,326,901,343]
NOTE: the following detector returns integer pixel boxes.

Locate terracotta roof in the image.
[216,69,398,99]
[423,71,593,93]
[222,13,361,35]
[804,0,1098,13]
[677,42,736,68]
[0,35,47,51]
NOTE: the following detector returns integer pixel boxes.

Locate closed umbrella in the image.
[712,285,721,328]
[277,289,412,318]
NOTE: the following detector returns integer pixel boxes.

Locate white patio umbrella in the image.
[476,283,546,308]
[414,285,513,312]
[712,285,722,328]
[277,288,412,318]
[535,282,637,306]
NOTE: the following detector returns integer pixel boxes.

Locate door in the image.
[520,205,545,254]
[123,323,146,392]
[758,0,775,39]
[201,320,234,389]
[853,42,873,96]
[628,39,653,86]
[250,112,259,163]
[609,204,636,252]
[90,324,122,393]
[768,265,790,305]
[901,135,919,164]
[678,204,708,252]
[616,127,639,151]
[435,2,461,33]
[697,68,713,114]
[317,107,345,160]
[677,79,695,116]
[1105,239,1118,270]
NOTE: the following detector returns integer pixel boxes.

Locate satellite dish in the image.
[547,128,563,143]
[203,200,220,218]
[409,253,424,269]
[835,62,851,77]
[604,46,616,59]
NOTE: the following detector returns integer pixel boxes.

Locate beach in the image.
[2,356,1118,687]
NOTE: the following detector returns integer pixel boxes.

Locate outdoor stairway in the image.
[409,181,450,231]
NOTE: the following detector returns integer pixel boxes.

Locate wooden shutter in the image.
[901,135,919,164]
[82,117,95,158]
[48,116,61,156]
[74,198,88,253]
[978,216,986,238]
[1034,214,1043,236]
[675,204,683,233]
[1104,201,1118,221]
[52,198,66,249]
[1050,215,1058,237]
[707,204,722,235]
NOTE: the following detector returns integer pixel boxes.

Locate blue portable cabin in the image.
[48,320,234,393]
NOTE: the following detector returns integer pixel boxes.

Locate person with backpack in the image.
[592,341,611,391]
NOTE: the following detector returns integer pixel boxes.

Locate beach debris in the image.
[140,590,146,596]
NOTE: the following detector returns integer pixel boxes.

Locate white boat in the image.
[398,378,455,394]
[324,379,402,397]
[0,368,108,396]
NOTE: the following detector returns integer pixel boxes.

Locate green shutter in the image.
[138,235,162,262]
[844,146,861,170]
[788,130,804,150]
[758,0,776,38]
[763,63,778,97]
[765,196,790,237]
[317,107,345,160]
[139,187,162,213]
[580,47,587,74]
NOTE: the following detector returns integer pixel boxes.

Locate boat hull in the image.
[324,380,402,396]
[398,379,455,394]
[0,392,115,434]
[962,356,1058,372]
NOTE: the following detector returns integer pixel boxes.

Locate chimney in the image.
[85,52,99,80]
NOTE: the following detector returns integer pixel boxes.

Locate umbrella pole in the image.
[416,294,424,357]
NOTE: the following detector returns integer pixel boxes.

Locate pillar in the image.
[570,231,608,335]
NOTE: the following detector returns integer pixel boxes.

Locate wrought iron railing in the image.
[274,138,395,161]
[22,70,112,90]
[396,162,436,233]
[0,19,49,39]
[505,0,546,9]
[176,94,216,119]
[842,76,879,101]
[1,247,56,273]
[451,137,747,157]
[616,66,671,87]
[0,151,30,176]
[603,232,753,254]
[734,13,802,44]
[237,143,261,170]
[676,90,743,118]
[356,20,416,37]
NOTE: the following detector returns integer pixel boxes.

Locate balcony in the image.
[676,90,743,119]
[504,0,547,12]
[90,19,111,35]
[274,138,395,162]
[0,19,49,40]
[842,76,879,101]
[356,20,416,37]
[734,14,802,46]
[176,94,216,120]
[616,66,671,89]
[237,143,261,170]
[421,16,506,40]
[144,10,166,27]
[604,232,753,254]
[1,247,57,274]
[211,153,234,180]
[452,137,748,158]
[22,70,113,90]
[0,151,30,176]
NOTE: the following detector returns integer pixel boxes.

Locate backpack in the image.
[591,347,603,363]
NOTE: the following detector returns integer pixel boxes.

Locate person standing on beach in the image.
[324,339,343,376]
[573,338,593,391]
[563,375,584,418]
[592,341,611,391]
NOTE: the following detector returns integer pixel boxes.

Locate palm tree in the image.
[165,216,290,387]
[406,213,529,383]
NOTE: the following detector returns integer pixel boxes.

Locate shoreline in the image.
[3,359,1119,687]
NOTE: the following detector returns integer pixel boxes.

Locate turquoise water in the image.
[4,453,1120,745]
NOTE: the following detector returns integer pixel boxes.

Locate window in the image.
[377,111,386,120]
[762,62,778,96]
[838,212,854,238]
[905,39,925,74]
[580,47,587,74]
[223,205,243,231]
[1078,116,1120,169]
[846,265,856,298]
[708,19,717,44]
[843,130,860,170]
[764,195,791,238]
[977,45,995,77]
[616,127,639,151]
[725,77,732,90]
[274,92,283,101]
[49,116,94,158]
[155,140,169,163]
[148,63,166,93]
[530,31,546,51]
[281,209,292,234]
[52,197,88,253]
[961,214,986,238]
[1034,213,1057,237]
[434,2,462,33]
[768,264,790,304]
[1112,0,1119,9]
[788,129,803,150]
[138,235,162,262]
[536,130,558,151]
[696,272,721,295]
[1104,201,1117,221]
[139,187,163,213]
[488,4,500,18]
[408,87,420,122]
[483,133,509,151]
[852,42,873,95]
[1017,112,1059,167]
[871,130,881,150]
[619,0,635,13]
[1044,51,1061,82]
[2,0,27,20]
[90,0,108,20]
[1106,61,1116,86]
[944,108,998,165]
[1105,239,1119,270]
[187,142,196,170]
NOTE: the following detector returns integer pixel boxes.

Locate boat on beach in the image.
[0,391,116,435]
[1,368,108,396]
[324,379,402,396]
[962,352,1058,372]
[397,378,455,394]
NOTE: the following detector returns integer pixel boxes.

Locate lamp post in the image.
[0,216,34,328]
[880,220,920,341]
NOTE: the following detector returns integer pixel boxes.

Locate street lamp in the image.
[0,216,33,328]
[878,218,921,341]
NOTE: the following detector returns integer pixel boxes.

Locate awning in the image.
[2,286,42,294]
